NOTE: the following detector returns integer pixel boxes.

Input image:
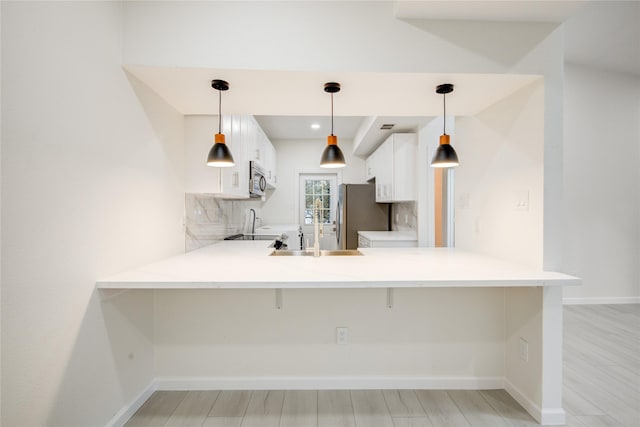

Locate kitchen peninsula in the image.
[97,241,579,425]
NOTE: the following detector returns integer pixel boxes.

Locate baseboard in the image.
[154,375,504,391]
[563,296,640,305]
[504,379,566,425]
[104,381,156,427]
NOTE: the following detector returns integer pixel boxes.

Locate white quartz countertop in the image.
[358,230,418,241]
[96,241,580,289]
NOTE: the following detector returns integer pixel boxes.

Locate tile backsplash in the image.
[391,201,417,231]
[185,194,262,252]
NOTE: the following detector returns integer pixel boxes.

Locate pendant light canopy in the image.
[320,82,346,168]
[431,83,459,168]
[207,79,235,167]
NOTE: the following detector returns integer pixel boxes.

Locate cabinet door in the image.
[392,134,417,201]
[216,115,249,198]
[245,116,258,163]
[365,150,377,181]
[265,141,277,189]
[374,139,393,202]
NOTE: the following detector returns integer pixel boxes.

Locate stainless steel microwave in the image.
[249,161,267,198]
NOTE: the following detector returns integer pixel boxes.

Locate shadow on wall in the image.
[454,79,544,269]
[400,19,558,68]
[46,290,154,426]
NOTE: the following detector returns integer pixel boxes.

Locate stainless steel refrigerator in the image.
[336,183,390,250]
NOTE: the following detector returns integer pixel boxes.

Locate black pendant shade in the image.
[207,133,235,167]
[320,82,346,168]
[320,141,346,168]
[207,79,235,168]
[431,83,459,168]
[431,136,459,168]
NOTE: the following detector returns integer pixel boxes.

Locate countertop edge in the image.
[96,278,580,290]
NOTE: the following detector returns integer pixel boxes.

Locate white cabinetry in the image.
[264,140,277,188]
[185,115,277,197]
[365,148,378,181]
[246,116,277,189]
[367,133,417,202]
[217,115,249,199]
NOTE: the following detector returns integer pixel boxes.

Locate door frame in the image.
[295,168,343,248]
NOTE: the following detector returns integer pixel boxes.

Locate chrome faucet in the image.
[313,198,324,257]
[249,208,256,235]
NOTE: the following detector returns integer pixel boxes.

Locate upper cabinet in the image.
[366,133,417,202]
[263,140,277,189]
[365,148,378,181]
[185,115,277,197]
[248,116,277,189]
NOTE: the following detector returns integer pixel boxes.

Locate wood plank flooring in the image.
[125,304,640,427]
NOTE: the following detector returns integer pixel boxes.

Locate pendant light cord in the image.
[331,92,334,136]
[218,89,222,134]
[443,92,447,135]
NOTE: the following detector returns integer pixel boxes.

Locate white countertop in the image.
[96,241,580,289]
[358,230,418,241]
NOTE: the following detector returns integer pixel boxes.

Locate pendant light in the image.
[431,83,459,168]
[320,82,346,168]
[207,79,235,167]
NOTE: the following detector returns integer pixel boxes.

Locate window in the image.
[303,178,332,224]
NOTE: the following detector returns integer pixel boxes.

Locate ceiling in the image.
[126,1,638,147]
[126,65,539,148]
[393,0,586,22]
[564,1,640,77]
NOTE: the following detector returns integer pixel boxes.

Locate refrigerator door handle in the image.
[335,203,341,247]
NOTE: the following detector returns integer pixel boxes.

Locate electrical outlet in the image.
[519,337,529,362]
[336,327,349,345]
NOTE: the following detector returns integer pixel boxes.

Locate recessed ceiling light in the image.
[311,123,321,130]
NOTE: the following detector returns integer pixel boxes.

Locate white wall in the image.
[155,288,506,382]
[562,64,640,301]
[1,2,185,426]
[261,138,366,225]
[455,80,545,269]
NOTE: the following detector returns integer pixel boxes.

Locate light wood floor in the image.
[124,304,640,427]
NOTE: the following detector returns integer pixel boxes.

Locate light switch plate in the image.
[519,337,529,362]
[336,327,349,345]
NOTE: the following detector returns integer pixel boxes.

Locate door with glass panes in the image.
[299,174,338,250]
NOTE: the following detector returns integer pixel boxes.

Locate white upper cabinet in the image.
[367,133,417,202]
[185,115,277,198]
[246,116,277,189]
[215,115,249,199]
[365,148,378,181]
[264,139,277,189]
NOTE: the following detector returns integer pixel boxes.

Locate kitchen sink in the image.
[270,249,363,256]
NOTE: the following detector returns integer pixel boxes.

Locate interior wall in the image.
[455,80,545,269]
[562,64,640,301]
[155,288,505,381]
[1,2,185,426]
[261,138,366,225]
